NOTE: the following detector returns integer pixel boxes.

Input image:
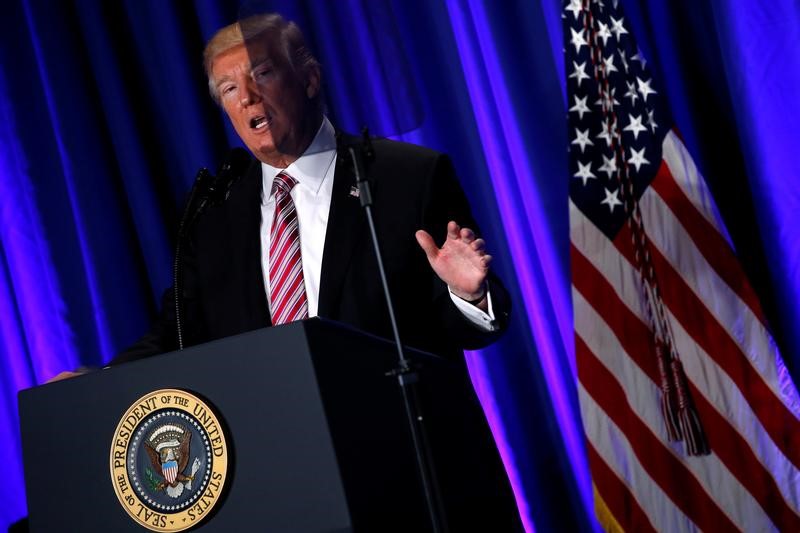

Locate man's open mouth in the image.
[249,115,270,130]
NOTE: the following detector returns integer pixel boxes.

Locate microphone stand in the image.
[346,129,447,533]
[174,167,212,351]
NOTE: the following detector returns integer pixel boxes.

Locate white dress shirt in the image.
[260,117,497,331]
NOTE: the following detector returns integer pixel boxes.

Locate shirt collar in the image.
[261,116,336,200]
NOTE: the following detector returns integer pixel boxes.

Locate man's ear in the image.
[305,66,321,99]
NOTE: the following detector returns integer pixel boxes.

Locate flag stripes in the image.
[587,445,657,533]
[576,345,738,531]
[613,202,800,466]
[573,212,800,527]
[582,396,697,533]
[571,142,800,529]
[565,2,800,528]
[637,184,796,419]
[575,280,800,530]
[658,133,734,244]
[650,158,766,324]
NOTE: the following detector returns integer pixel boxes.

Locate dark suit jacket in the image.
[113,136,510,364]
[112,136,521,530]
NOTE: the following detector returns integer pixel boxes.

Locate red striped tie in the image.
[269,172,308,325]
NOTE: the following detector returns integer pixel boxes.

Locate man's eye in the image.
[253,68,272,80]
[220,85,236,96]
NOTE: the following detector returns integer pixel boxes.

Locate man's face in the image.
[210,37,320,167]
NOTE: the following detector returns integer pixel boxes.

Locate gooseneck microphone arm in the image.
[174,148,252,350]
[347,129,447,533]
[174,167,211,351]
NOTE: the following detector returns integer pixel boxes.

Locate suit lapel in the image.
[317,135,365,317]
[237,159,272,326]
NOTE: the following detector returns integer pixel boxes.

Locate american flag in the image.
[565,0,800,530]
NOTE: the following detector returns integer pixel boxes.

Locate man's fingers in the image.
[447,221,460,240]
[460,227,475,243]
[415,230,439,261]
[470,238,485,252]
[481,254,493,267]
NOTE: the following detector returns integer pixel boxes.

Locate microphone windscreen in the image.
[216,147,252,179]
[208,148,253,203]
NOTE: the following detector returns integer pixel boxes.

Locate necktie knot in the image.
[272,172,297,197]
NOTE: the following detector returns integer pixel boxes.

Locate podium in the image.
[18,319,518,532]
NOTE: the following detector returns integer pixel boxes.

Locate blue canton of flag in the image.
[566,0,667,240]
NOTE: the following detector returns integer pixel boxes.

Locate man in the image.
[111,13,511,363]
[44,12,519,531]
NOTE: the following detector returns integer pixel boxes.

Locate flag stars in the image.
[623,114,647,140]
[628,147,650,172]
[570,61,590,88]
[637,77,657,102]
[570,27,588,54]
[598,153,618,178]
[572,128,594,153]
[596,117,618,147]
[609,16,628,41]
[646,108,659,132]
[624,81,638,105]
[569,95,591,120]
[596,21,612,46]
[602,54,618,75]
[601,187,623,212]
[574,161,596,185]
[618,49,629,73]
[565,0,584,20]
[595,88,620,113]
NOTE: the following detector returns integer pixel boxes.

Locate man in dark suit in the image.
[45,12,520,531]
[112,12,511,364]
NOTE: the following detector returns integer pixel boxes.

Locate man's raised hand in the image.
[415,221,491,309]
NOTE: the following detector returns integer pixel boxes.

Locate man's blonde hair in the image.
[203,13,321,102]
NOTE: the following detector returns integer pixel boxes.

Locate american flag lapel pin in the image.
[349,185,360,198]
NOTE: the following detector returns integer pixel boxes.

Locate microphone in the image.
[205,147,253,206]
[179,148,253,238]
[174,147,253,350]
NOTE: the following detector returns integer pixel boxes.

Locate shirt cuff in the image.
[448,287,499,332]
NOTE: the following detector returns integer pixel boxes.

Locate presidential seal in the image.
[110,389,229,531]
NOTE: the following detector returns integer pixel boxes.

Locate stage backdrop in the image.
[1,0,798,530]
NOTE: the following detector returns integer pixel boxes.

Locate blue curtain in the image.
[2,0,798,530]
